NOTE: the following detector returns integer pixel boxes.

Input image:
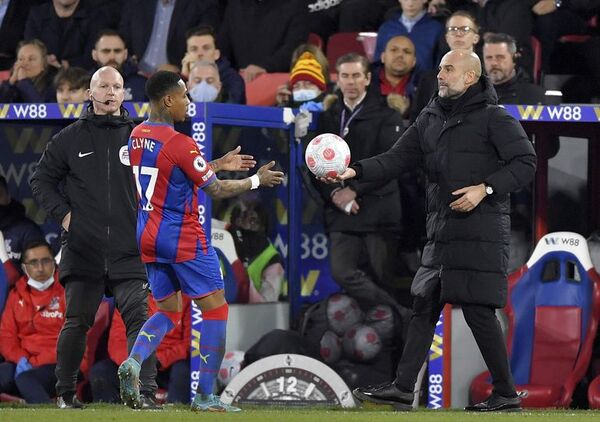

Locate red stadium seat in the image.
[0,70,9,82]
[530,36,542,85]
[244,72,289,106]
[470,232,600,408]
[308,32,324,50]
[326,32,366,70]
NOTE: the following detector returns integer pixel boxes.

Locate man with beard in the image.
[328,50,536,412]
[483,32,546,105]
[91,29,147,101]
[370,35,419,118]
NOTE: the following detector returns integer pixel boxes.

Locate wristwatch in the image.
[484,183,494,195]
[555,0,562,8]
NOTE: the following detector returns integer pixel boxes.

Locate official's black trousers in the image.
[394,277,516,397]
[55,277,157,396]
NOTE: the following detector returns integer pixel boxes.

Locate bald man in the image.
[31,65,160,409]
[324,49,537,412]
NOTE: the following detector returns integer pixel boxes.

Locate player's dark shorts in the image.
[145,245,224,300]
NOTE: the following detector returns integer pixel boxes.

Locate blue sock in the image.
[197,305,227,395]
[130,312,175,364]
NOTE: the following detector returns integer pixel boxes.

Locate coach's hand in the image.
[257,161,284,187]
[319,167,356,184]
[214,146,256,172]
[450,184,486,212]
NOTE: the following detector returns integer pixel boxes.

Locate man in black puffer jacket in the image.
[30,66,159,409]
[330,50,537,412]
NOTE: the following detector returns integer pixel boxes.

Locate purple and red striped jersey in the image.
[128,121,216,263]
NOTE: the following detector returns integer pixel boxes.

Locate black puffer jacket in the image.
[315,92,405,233]
[355,76,536,308]
[30,107,145,283]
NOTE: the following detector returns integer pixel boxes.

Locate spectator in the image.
[0,0,43,71]
[275,51,329,111]
[119,0,219,75]
[54,67,90,103]
[476,0,534,81]
[181,25,245,104]
[410,10,480,121]
[306,0,398,42]
[0,175,44,272]
[90,293,191,404]
[24,0,108,69]
[91,29,147,101]
[370,35,419,117]
[187,61,228,103]
[0,241,68,404]
[483,32,546,104]
[374,0,443,71]
[0,39,58,103]
[290,43,331,83]
[227,199,285,303]
[218,0,309,82]
[312,53,405,311]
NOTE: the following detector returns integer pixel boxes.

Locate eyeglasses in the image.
[446,26,476,35]
[23,258,54,268]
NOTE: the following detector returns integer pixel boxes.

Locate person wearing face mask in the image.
[187,60,228,103]
[275,51,329,111]
[0,240,74,404]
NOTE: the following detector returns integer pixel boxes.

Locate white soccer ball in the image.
[320,330,343,364]
[305,133,351,178]
[342,323,382,362]
[217,350,245,388]
[365,304,395,341]
[327,293,363,336]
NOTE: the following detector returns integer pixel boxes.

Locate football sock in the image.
[197,303,228,395]
[130,311,176,364]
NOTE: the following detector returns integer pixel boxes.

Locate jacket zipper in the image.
[105,139,110,276]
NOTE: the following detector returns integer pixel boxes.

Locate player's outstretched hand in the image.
[318,167,356,184]
[257,161,285,187]
[216,146,256,172]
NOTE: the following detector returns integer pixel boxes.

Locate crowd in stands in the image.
[0,0,598,106]
[1,0,600,406]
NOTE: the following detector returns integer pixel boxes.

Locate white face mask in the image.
[293,88,319,102]
[189,81,219,102]
[27,274,55,291]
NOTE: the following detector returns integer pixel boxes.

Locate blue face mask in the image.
[189,81,219,102]
[293,88,319,102]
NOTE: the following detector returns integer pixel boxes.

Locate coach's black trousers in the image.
[393,277,516,397]
[55,277,157,396]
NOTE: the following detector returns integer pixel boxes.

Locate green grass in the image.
[0,403,599,422]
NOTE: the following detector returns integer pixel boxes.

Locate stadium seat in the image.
[244,72,289,106]
[308,32,324,50]
[589,375,600,408]
[558,16,597,44]
[470,232,600,408]
[0,70,9,82]
[326,32,366,70]
[530,36,542,85]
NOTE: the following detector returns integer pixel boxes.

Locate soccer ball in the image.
[326,293,363,336]
[365,304,395,341]
[320,330,343,364]
[305,133,351,178]
[342,324,382,362]
[217,350,245,388]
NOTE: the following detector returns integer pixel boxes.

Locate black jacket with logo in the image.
[30,108,146,283]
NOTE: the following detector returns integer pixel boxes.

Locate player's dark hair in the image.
[145,71,183,102]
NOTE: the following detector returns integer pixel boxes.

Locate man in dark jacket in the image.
[30,66,158,409]
[24,0,110,69]
[119,0,219,74]
[483,33,546,104]
[330,50,537,412]
[314,53,405,311]
[217,0,309,81]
